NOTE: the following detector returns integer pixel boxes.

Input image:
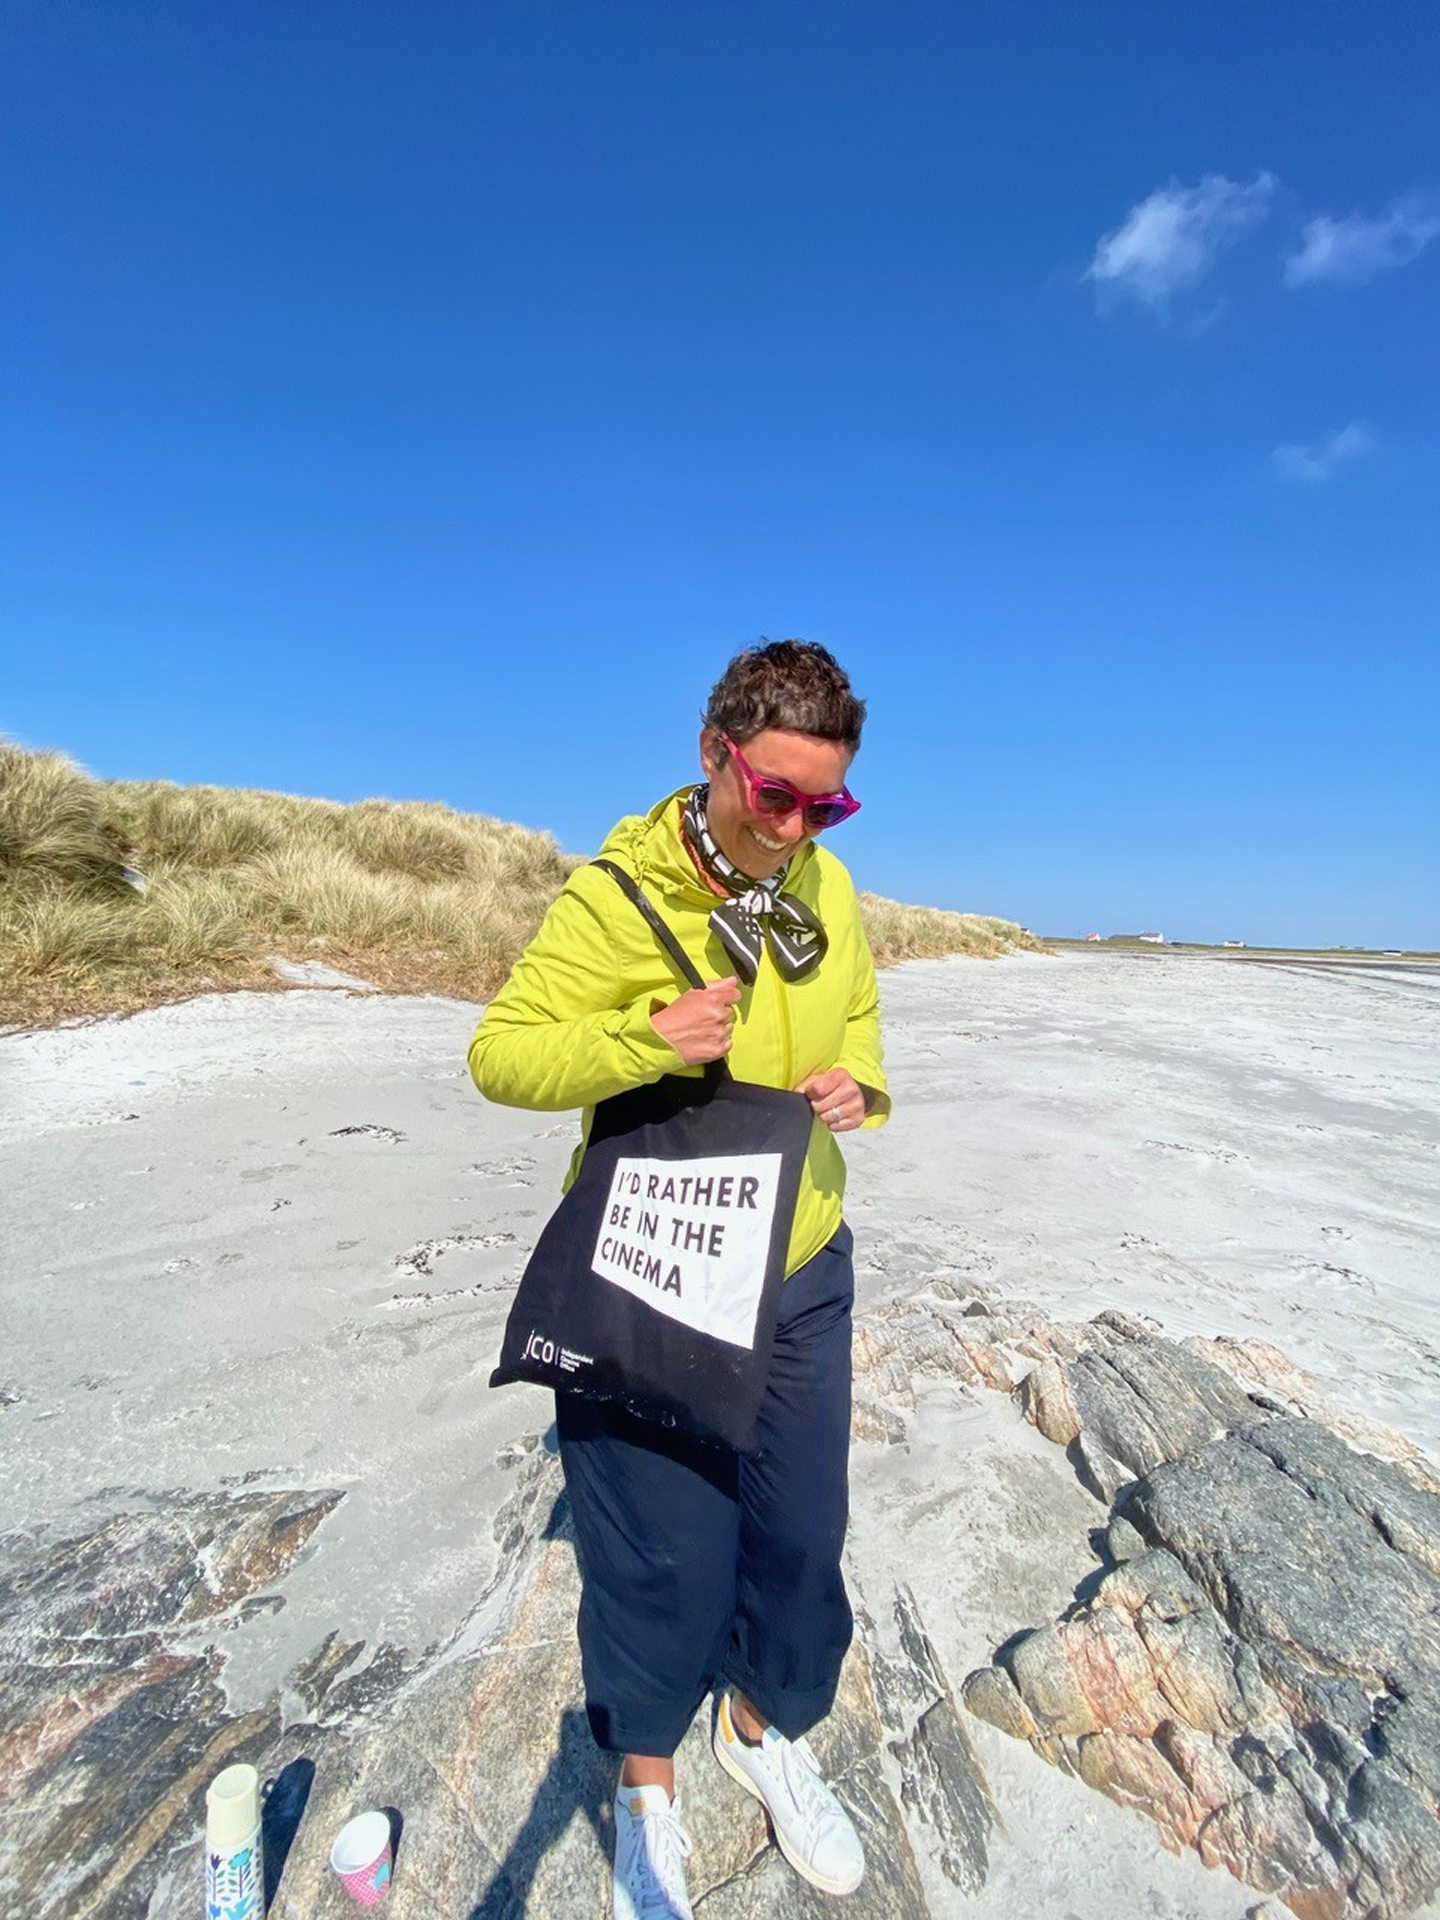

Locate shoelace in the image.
[775,1737,843,1857]
[620,1797,694,1918]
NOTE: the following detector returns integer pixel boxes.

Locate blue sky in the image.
[3,1,1437,947]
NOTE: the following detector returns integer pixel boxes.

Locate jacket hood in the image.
[596,785,818,908]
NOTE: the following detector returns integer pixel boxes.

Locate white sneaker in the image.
[712,1691,865,1895]
[612,1784,694,1920]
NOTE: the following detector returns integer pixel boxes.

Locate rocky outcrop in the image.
[1018,1323,1265,1499]
[936,1309,1440,1920]
[850,1274,1085,1421]
[1184,1334,1440,1495]
[10,1271,1437,1920]
[4,1436,995,1917]
[872,1586,998,1895]
[0,1487,339,1917]
[252,1445,995,1917]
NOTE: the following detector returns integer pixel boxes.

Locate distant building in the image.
[1137,932,1165,944]
[1222,939,1246,948]
[1085,932,1102,942]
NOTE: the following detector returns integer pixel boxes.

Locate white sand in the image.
[3,948,1436,1916]
[845,951,1438,1459]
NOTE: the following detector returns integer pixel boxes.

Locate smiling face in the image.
[698,726,856,880]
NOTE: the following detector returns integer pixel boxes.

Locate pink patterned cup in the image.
[329,1811,393,1906]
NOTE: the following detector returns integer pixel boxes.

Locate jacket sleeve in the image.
[468,872,681,1111]
[833,890,892,1130]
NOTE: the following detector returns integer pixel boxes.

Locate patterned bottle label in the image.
[206,1835,263,1920]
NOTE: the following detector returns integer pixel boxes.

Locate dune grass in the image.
[857,892,1034,966]
[0,740,1035,1028]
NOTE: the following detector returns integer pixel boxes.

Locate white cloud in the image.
[1271,422,1376,483]
[1087,171,1278,306]
[1285,192,1440,287]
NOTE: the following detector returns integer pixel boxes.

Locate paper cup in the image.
[330,1811,393,1906]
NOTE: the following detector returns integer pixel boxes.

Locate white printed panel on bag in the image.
[591,1152,783,1349]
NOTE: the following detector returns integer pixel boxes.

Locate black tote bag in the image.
[489,860,814,1451]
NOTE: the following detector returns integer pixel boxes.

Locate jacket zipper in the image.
[771,946,795,1092]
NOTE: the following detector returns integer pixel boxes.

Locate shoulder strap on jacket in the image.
[592,859,707,992]
[591,859,731,1090]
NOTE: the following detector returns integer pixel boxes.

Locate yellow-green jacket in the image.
[468,787,890,1276]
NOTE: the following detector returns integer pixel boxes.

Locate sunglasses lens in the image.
[804,800,851,829]
[755,783,797,815]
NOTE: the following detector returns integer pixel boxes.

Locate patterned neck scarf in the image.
[681,786,828,984]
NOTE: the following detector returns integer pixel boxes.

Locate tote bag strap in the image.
[591,858,731,1087]
[592,858,708,990]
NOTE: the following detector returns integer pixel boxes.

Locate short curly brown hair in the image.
[703,640,866,751]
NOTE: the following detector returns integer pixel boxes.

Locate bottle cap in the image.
[206,1764,261,1852]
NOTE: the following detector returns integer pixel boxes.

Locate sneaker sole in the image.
[711,1727,865,1897]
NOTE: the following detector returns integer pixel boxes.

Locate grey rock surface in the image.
[953,1320,1440,1920]
[1125,1420,1440,1817]
[3,1438,996,1918]
[1021,1327,1263,1500]
[869,1585,999,1895]
[0,1487,337,1917]
[249,1448,985,1918]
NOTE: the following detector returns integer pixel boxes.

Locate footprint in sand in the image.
[392,1231,518,1281]
[1143,1139,1245,1163]
[469,1155,536,1181]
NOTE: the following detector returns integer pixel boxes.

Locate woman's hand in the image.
[799,1068,866,1133]
[650,977,742,1065]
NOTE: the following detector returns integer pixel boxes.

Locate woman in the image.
[469,640,889,1917]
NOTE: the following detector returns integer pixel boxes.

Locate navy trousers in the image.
[556,1224,855,1757]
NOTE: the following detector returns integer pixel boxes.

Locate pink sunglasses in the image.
[713,730,861,831]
